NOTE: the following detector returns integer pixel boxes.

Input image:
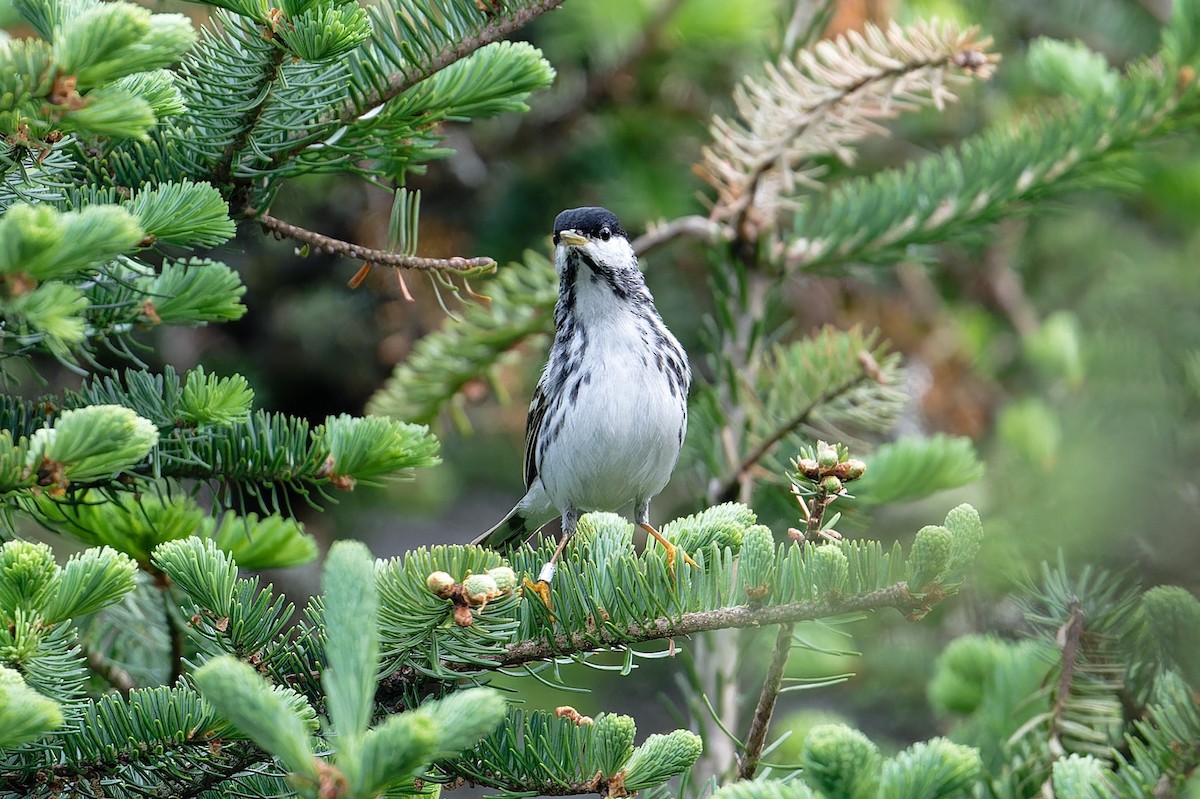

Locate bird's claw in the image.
[522,576,554,611]
[640,522,699,583]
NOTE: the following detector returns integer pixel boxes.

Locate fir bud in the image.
[425,571,456,598]
[622,730,704,791]
[737,524,776,603]
[927,634,1008,715]
[487,566,518,594]
[1142,585,1200,687]
[462,573,500,606]
[907,525,952,592]
[809,545,849,596]
[801,724,880,798]
[816,444,839,471]
[0,541,59,614]
[819,475,843,495]
[836,459,866,481]
[797,458,820,477]
[591,712,636,776]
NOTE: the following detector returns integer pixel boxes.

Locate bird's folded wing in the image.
[523,379,549,489]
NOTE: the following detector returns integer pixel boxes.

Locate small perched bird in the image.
[473,206,695,602]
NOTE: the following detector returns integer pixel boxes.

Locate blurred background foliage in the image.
[5,0,1200,760]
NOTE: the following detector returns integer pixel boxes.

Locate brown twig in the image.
[737,448,845,780]
[248,209,496,272]
[161,585,186,688]
[372,582,937,717]
[1049,599,1086,758]
[632,215,727,257]
[737,621,794,780]
[83,644,135,697]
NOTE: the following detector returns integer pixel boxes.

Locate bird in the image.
[473,206,695,605]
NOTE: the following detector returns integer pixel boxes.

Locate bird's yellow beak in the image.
[558,231,588,247]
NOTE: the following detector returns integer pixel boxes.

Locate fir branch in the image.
[783,64,1200,272]
[1049,599,1086,759]
[249,209,496,272]
[0,741,267,799]
[699,19,997,239]
[372,580,944,730]
[261,0,568,175]
[346,0,565,120]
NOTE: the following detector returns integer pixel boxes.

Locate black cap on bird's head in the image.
[553,207,626,246]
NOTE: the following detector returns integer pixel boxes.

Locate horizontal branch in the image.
[247,210,496,272]
[375,582,933,713]
[499,581,927,667]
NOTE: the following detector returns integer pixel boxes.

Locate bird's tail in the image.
[472,506,538,551]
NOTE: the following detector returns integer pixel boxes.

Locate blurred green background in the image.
[6,0,1200,755]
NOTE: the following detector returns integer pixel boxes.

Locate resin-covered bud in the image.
[425,570,456,598]
[837,459,866,481]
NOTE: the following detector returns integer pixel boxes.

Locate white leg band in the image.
[538,562,557,584]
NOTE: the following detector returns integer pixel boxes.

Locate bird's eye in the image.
[599,227,612,241]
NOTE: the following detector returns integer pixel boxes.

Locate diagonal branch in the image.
[348,0,567,120]
[632,215,727,257]
[262,0,568,175]
[248,210,496,272]
[714,368,874,504]
[1049,599,1086,758]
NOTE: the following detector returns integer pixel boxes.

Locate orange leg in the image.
[524,508,577,610]
[640,522,699,580]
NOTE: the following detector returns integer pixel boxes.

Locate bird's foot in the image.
[640,522,699,582]
[522,561,556,611]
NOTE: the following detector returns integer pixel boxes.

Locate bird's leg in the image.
[524,506,578,610]
[637,500,698,581]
